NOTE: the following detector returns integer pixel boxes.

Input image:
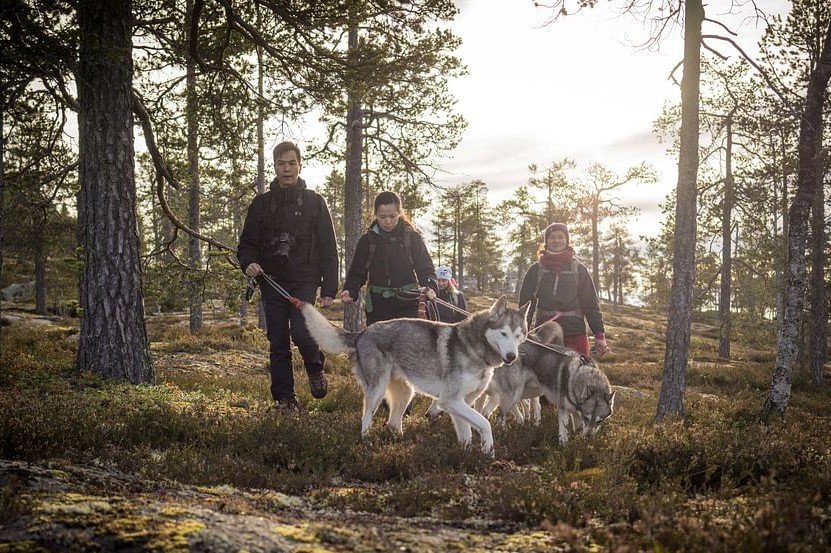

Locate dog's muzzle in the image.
[503,352,517,364]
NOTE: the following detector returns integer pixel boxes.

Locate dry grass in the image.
[1,298,830,551]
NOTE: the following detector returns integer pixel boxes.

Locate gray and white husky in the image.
[479,320,564,426]
[299,296,530,454]
[482,324,615,444]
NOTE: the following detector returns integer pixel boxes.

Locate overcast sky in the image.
[300,0,790,240]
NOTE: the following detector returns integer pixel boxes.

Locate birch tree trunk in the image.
[76,0,154,383]
[719,118,734,359]
[764,19,831,418]
[656,0,703,420]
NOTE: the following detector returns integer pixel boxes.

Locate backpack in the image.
[364,226,416,279]
[535,258,579,300]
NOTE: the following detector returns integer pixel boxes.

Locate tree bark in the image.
[656,0,703,420]
[613,234,621,307]
[592,201,600,295]
[778,133,789,327]
[250,2,265,329]
[343,19,364,332]
[34,225,47,315]
[76,0,153,383]
[764,19,831,418]
[186,0,203,333]
[809,149,826,386]
[0,104,4,335]
[719,118,734,359]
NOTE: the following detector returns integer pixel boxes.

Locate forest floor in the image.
[1,297,830,552]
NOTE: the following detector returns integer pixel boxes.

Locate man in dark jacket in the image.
[237,141,338,412]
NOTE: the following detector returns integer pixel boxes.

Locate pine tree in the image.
[76,0,154,383]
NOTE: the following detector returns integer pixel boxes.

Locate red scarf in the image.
[539,247,575,272]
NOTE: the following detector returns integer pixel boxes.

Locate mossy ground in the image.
[1,298,830,551]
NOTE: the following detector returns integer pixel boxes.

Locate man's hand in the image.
[422,287,436,300]
[595,336,609,357]
[245,263,263,278]
[340,290,354,304]
[320,296,334,308]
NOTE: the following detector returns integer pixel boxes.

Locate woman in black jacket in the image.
[434,265,468,323]
[341,191,437,325]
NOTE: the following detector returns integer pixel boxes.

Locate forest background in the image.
[1,0,830,425]
[2,0,831,549]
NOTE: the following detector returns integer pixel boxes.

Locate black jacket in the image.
[518,259,604,337]
[436,287,468,323]
[343,220,436,299]
[237,178,339,298]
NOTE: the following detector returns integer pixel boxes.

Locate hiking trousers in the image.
[260,280,324,401]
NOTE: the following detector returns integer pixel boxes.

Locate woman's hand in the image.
[340,290,354,304]
[595,335,609,356]
[421,287,436,300]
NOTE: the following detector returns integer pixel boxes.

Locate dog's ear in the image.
[489,295,507,317]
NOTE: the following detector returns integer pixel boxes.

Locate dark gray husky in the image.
[481,327,615,444]
[299,296,530,454]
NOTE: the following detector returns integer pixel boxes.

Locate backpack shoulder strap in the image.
[365,239,377,272]
[403,227,414,267]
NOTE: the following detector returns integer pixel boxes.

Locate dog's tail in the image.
[299,302,357,354]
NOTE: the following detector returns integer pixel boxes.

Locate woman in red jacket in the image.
[518,223,608,357]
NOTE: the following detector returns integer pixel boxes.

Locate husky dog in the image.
[299,296,530,454]
[479,320,564,426]
[482,324,615,443]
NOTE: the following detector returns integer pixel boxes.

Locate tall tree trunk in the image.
[719,118,734,359]
[457,217,465,291]
[656,0,703,420]
[771,136,782,327]
[516,263,527,299]
[343,19,364,332]
[612,235,621,307]
[0,104,5,334]
[34,223,47,315]
[764,19,831,418]
[186,0,203,332]
[778,133,789,327]
[251,2,265,329]
[809,148,826,386]
[592,201,600,295]
[76,0,153,383]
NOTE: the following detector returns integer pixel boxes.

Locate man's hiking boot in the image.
[308,371,328,399]
[275,396,302,414]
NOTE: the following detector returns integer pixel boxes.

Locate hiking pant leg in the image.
[366,293,419,325]
[261,282,295,401]
[287,282,325,377]
[563,334,591,357]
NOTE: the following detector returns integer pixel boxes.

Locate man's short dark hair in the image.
[273,141,302,164]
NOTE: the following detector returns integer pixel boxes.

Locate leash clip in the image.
[245,277,258,302]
